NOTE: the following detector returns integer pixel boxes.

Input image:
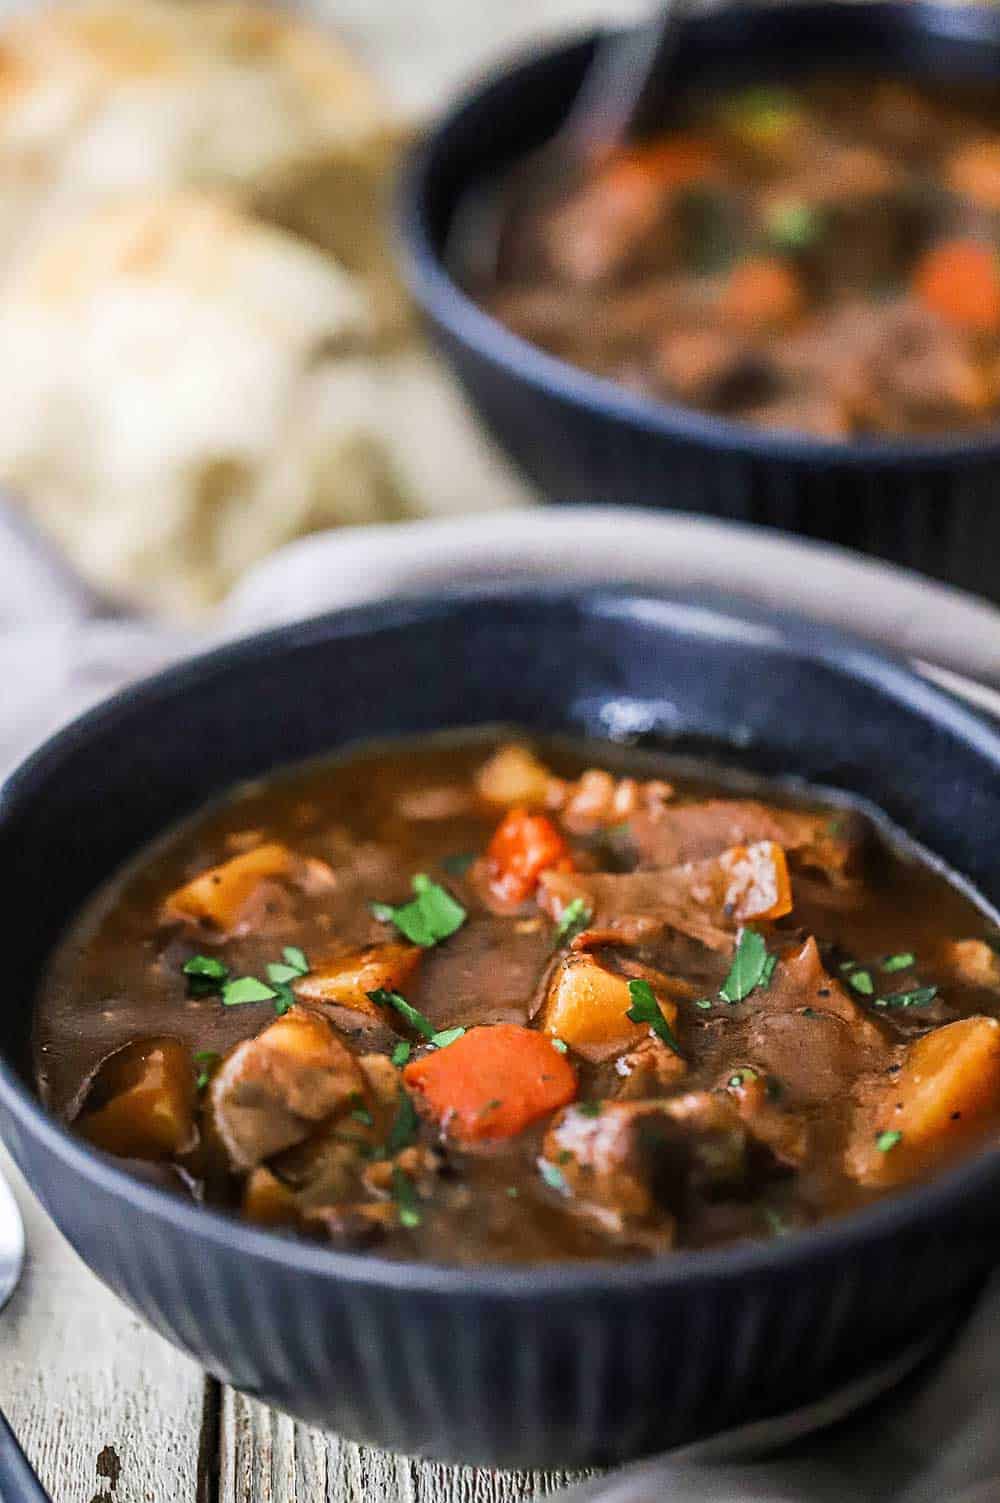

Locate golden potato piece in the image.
[209,1007,362,1170]
[242,1167,300,1228]
[541,952,678,1062]
[944,940,1000,991]
[293,942,421,1015]
[77,1036,196,1160]
[848,1016,1000,1186]
[162,842,295,931]
[475,744,553,808]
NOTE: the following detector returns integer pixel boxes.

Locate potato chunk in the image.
[847,1016,1000,1185]
[162,842,295,932]
[716,841,792,922]
[541,953,678,1062]
[77,1037,196,1160]
[476,744,553,808]
[242,1167,300,1229]
[944,940,1000,991]
[208,1008,362,1170]
[293,943,421,1015]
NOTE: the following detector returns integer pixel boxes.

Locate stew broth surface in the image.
[481,75,1000,439]
[35,732,1000,1264]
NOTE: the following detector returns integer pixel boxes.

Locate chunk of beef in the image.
[745,936,892,1096]
[543,1090,782,1250]
[539,841,791,955]
[717,1066,808,1167]
[407,911,553,1030]
[629,798,861,884]
[613,1035,688,1098]
[208,1008,363,1171]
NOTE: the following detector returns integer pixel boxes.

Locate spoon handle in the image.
[567,2,687,158]
[0,1407,50,1502]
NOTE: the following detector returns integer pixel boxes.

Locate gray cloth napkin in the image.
[2,504,1000,1503]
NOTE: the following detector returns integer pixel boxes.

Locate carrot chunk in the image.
[722,257,805,330]
[403,1024,577,1142]
[717,841,793,922]
[484,809,573,906]
[597,135,720,200]
[912,238,1000,334]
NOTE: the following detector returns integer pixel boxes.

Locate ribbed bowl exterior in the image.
[398,2,1000,604]
[2,587,1000,1467]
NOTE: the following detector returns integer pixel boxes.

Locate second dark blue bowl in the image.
[398,1,1000,604]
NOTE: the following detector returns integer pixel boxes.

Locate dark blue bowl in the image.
[397,2,1000,604]
[1,586,1000,1468]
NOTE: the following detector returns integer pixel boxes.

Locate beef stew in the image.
[481,76,1000,439]
[35,733,1000,1264]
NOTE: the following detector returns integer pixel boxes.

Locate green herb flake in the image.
[282,946,309,974]
[392,1166,422,1228]
[222,975,278,1007]
[371,874,466,948]
[763,1207,791,1238]
[550,1037,569,1054]
[271,983,294,1017]
[539,1160,569,1195]
[193,1049,221,1091]
[881,952,916,974]
[505,1186,520,1199]
[386,1091,419,1155]
[182,954,230,997]
[553,897,592,949]
[719,930,771,1004]
[876,1129,903,1153]
[350,1106,374,1127]
[876,986,938,1010]
[802,1006,818,1018]
[479,1099,503,1117]
[728,1068,757,1089]
[760,953,778,989]
[577,1101,602,1118]
[367,987,436,1041]
[839,959,857,972]
[430,1026,466,1050]
[626,978,683,1055]
[848,970,875,996]
[442,851,476,877]
[766,198,823,252]
[266,961,303,986]
[694,997,713,1011]
[391,1041,412,1067]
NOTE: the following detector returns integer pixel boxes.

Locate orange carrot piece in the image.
[912,238,1000,334]
[597,135,719,200]
[403,1024,577,1142]
[718,841,793,922]
[722,257,805,330]
[484,808,573,906]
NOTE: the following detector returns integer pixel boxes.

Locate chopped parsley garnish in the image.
[839,959,856,972]
[876,1130,902,1153]
[719,930,773,1004]
[266,946,310,987]
[371,874,466,948]
[763,1207,791,1238]
[391,1041,412,1067]
[694,997,713,1010]
[193,1049,220,1091]
[386,1091,419,1155]
[367,988,436,1041]
[881,952,915,974]
[539,1160,569,1194]
[766,198,823,252]
[442,851,476,877]
[728,1068,757,1088]
[392,1166,422,1228]
[183,954,229,998]
[874,986,938,1010]
[430,1026,466,1050]
[222,976,278,1007]
[350,1105,374,1127]
[848,970,875,996]
[480,1099,503,1117]
[760,953,778,989]
[282,946,309,974]
[550,1037,569,1054]
[505,1186,520,1199]
[626,979,682,1055]
[577,1101,602,1117]
[553,897,592,948]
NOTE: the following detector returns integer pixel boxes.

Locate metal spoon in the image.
[0,1168,51,1502]
[446,2,688,290]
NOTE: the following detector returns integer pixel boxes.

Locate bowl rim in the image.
[2,581,1000,1297]
[396,0,1000,470]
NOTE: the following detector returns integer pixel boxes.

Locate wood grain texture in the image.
[0,1147,207,1503]
[218,1390,594,1503]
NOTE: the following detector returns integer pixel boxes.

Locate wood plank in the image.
[0,1146,209,1503]
[218,1390,595,1503]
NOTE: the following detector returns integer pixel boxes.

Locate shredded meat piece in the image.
[207,1008,363,1171]
[613,1036,688,1098]
[628,798,860,884]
